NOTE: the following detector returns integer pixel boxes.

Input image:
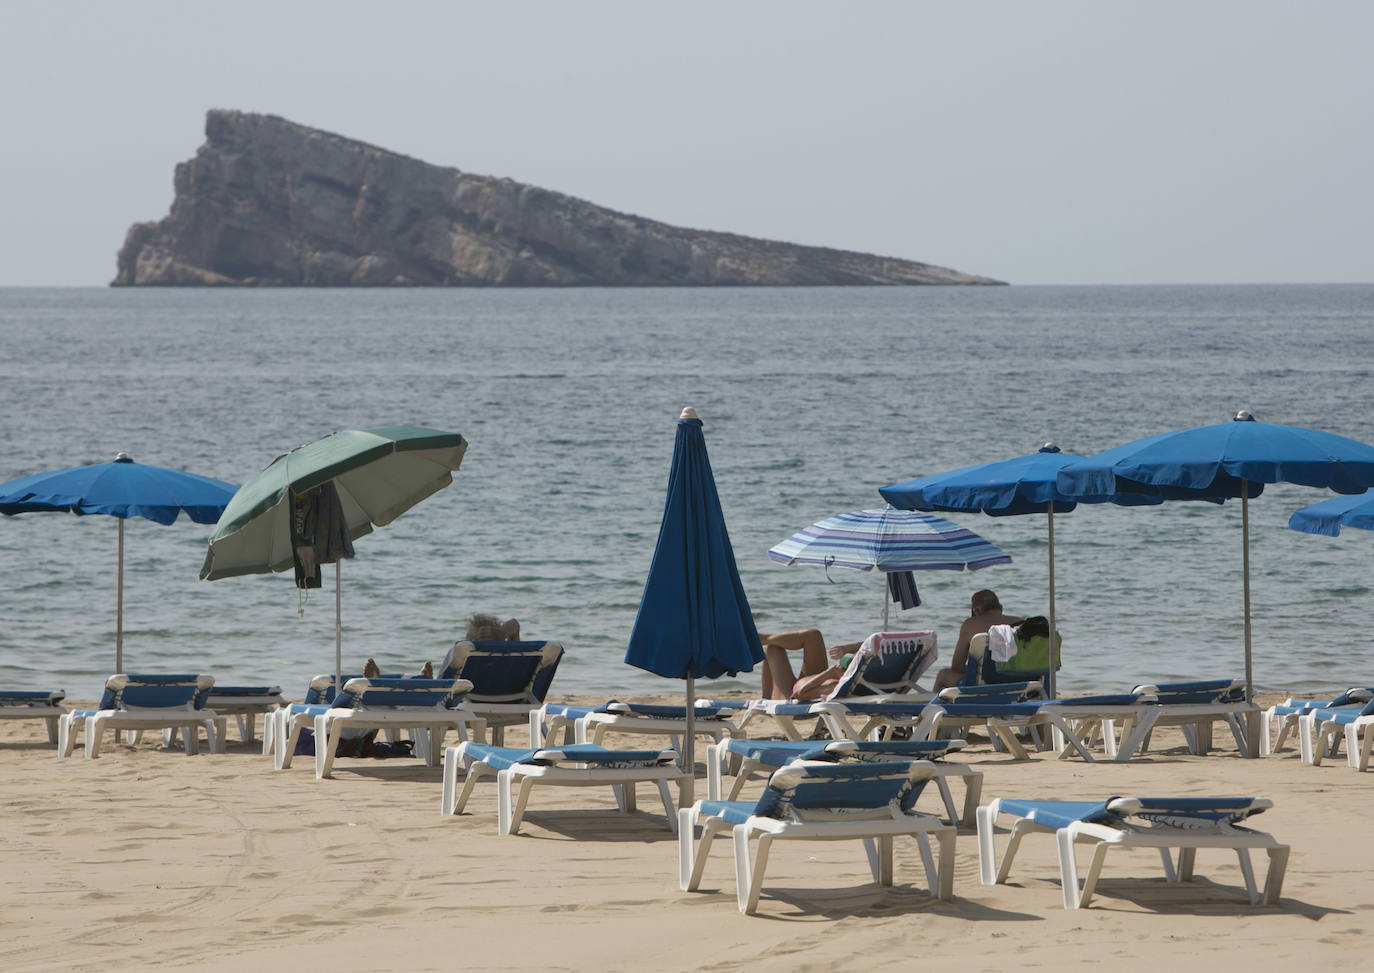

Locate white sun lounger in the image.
[1260,688,1371,756]
[292,677,481,779]
[442,742,682,835]
[531,700,740,750]
[977,796,1288,909]
[679,759,956,915]
[705,737,982,828]
[441,639,565,745]
[1298,696,1374,768]
[58,674,225,758]
[0,689,66,744]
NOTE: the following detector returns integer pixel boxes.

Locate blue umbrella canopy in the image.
[626,410,763,680]
[0,452,239,670]
[1056,411,1374,709]
[1289,488,1374,537]
[625,409,764,807]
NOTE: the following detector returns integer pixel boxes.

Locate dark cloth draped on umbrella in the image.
[292,482,354,589]
[626,414,764,679]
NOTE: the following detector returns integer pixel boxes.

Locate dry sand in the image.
[1,691,1369,972]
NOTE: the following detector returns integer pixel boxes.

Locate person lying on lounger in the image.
[757,628,865,701]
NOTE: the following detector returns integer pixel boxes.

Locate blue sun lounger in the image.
[679,759,956,915]
[737,631,939,740]
[58,674,224,758]
[1299,695,1374,768]
[705,737,983,828]
[1262,687,1371,756]
[1114,679,1263,759]
[441,741,682,834]
[441,639,564,745]
[0,689,66,744]
[977,796,1288,909]
[279,677,481,778]
[531,700,740,750]
[269,671,406,767]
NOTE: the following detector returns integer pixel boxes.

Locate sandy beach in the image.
[1,690,1369,973]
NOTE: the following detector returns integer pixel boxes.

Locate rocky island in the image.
[114,110,1004,287]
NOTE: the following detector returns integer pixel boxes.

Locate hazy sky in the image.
[2,1,1369,286]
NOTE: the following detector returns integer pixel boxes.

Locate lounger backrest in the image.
[442,640,565,703]
[332,677,473,710]
[939,681,1044,703]
[0,690,65,706]
[98,674,214,710]
[755,760,935,821]
[1131,678,1246,703]
[1107,796,1272,826]
[827,631,937,700]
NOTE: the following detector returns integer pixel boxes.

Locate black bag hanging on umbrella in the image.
[292,482,354,589]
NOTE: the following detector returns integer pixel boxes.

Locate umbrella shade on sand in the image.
[0,452,238,671]
[625,408,764,807]
[201,426,468,689]
[878,442,1174,695]
[1289,488,1374,536]
[768,507,1012,630]
[1057,411,1374,708]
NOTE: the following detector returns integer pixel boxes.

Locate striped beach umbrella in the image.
[768,508,1012,628]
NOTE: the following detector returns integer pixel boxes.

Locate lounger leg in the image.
[85,716,104,758]
[1234,849,1259,903]
[58,714,76,757]
[976,802,1002,885]
[262,710,276,756]
[736,827,772,915]
[726,759,757,801]
[876,835,894,885]
[1114,710,1160,762]
[277,716,301,770]
[454,762,491,815]
[1298,713,1318,764]
[497,769,515,835]
[705,743,723,801]
[1168,847,1187,883]
[678,808,698,890]
[684,816,728,891]
[1359,725,1374,772]
[933,777,959,824]
[441,747,460,816]
[506,775,537,835]
[314,715,341,779]
[914,833,937,891]
[45,716,59,745]
[528,709,545,747]
[1074,840,1112,910]
[935,827,956,900]
[655,779,677,832]
[620,782,639,814]
[1262,845,1289,905]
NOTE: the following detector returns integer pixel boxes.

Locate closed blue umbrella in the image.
[1057,411,1374,706]
[768,507,1011,631]
[1289,488,1374,536]
[0,452,239,670]
[626,408,764,805]
[878,443,1173,695]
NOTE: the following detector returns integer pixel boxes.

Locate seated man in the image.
[758,628,864,701]
[932,589,1023,692]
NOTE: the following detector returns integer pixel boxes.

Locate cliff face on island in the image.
[114,110,1004,287]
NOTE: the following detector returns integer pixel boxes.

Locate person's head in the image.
[970,589,1001,617]
[465,613,520,641]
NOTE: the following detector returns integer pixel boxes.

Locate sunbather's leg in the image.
[759,629,828,699]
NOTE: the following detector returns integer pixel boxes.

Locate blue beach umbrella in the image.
[0,452,239,670]
[1057,411,1374,705]
[768,507,1011,631]
[626,408,764,805]
[1289,488,1374,537]
[878,443,1173,695]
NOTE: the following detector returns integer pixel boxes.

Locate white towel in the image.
[988,625,1017,662]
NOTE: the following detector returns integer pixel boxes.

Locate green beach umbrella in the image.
[201,425,468,687]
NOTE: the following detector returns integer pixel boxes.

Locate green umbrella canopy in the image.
[200,425,467,581]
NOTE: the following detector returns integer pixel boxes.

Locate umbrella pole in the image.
[881,573,890,631]
[335,560,343,693]
[1242,481,1252,703]
[116,518,125,673]
[1046,502,1056,698]
[680,675,696,808]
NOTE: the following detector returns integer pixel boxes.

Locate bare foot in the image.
[419,661,433,678]
[363,658,380,679]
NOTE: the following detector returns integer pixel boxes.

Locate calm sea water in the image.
[1,284,1371,701]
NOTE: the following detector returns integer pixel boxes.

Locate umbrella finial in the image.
[114,452,133,463]
[679,407,699,420]
[1039,442,1061,454]
[1234,410,1256,422]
